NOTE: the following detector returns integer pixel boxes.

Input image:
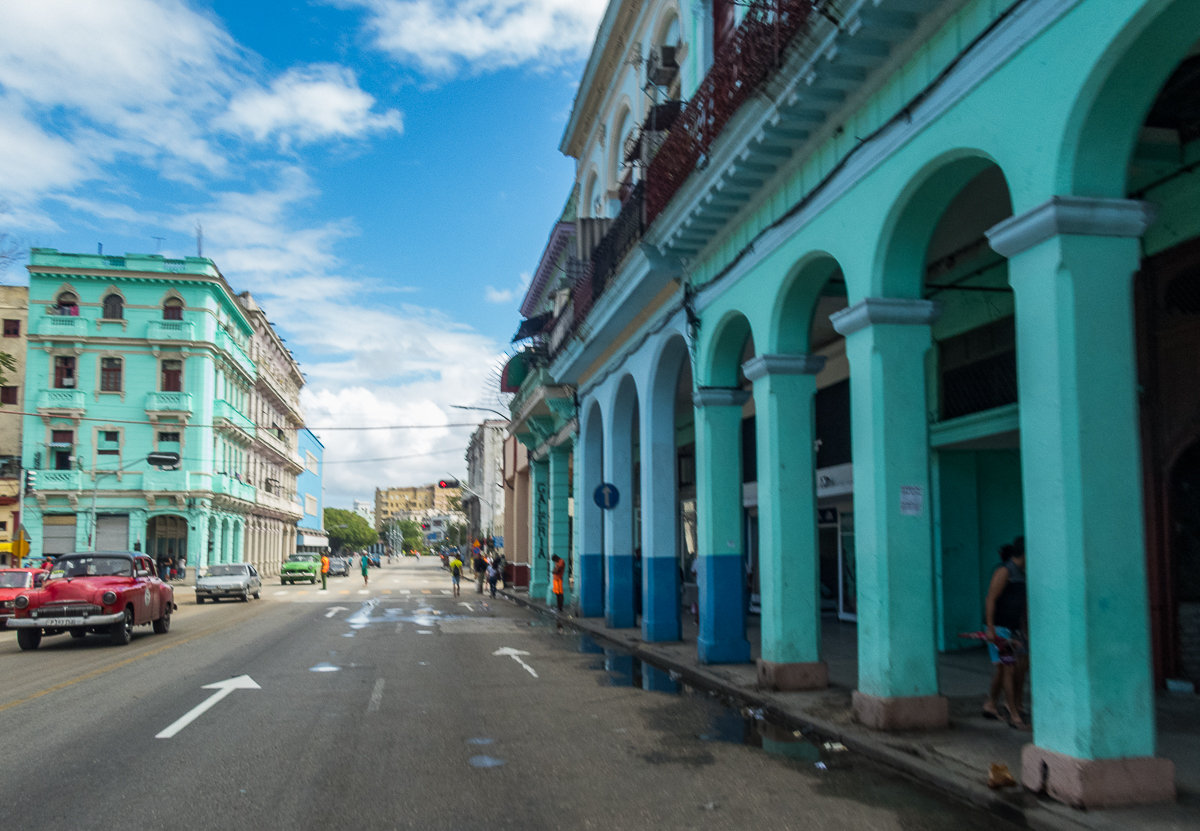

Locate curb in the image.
[500,588,1096,831]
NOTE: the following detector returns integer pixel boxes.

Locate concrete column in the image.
[988,197,1172,806]
[223,516,236,564]
[832,298,945,729]
[693,388,751,664]
[745,354,828,689]
[640,380,679,642]
[602,419,635,630]
[211,516,224,569]
[191,510,209,575]
[547,444,572,607]
[529,458,549,600]
[232,518,243,563]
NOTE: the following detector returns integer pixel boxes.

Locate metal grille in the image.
[589,181,645,302]
[33,604,102,617]
[645,0,816,222]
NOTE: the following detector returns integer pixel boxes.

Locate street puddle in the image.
[468,755,505,768]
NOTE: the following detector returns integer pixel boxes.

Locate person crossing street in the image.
[320,552,329,591]
[361,551,370,587]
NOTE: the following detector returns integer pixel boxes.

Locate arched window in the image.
[56,292,79,316]
[163,298,184,321]
[102,294,124,320]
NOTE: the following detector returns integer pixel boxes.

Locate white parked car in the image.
[195,563,262,603]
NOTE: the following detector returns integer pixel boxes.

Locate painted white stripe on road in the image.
[273,591,288,596]
[441,590,452,595]
[156,676,260,739]
[400,590,411,595]
[324,606,348,618]
[493,647,538,678]
[395,623,403,634]
[368,678,384,712]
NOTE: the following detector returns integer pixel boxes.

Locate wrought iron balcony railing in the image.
[646,0,816,222]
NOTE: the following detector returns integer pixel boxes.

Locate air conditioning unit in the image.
[649,46,679,86]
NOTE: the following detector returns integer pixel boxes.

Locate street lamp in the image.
[450,404,509,420]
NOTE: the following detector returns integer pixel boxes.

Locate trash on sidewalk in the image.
[987,763,1017,789]
[822,741,848,753]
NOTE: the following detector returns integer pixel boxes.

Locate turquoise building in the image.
[507,0,1200,810]
[22,249,262,573]
[295,427,328,554]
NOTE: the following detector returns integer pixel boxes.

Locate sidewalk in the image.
[501,588,1200,831]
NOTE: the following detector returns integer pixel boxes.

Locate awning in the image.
[511,312,551,342]
[298,534,329,548]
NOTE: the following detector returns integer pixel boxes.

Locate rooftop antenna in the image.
[195,223,203,258]
[153,236,165,254]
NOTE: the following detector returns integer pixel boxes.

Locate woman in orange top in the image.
[551,555,566,612]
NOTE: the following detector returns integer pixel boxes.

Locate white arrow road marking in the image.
[458,602,475,612]
[324,606,349,618]
[368,678,385,712]
[493,647,538,678]
[156,675,260,739]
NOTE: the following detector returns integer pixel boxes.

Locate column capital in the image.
[830,298,940,337]
[986,196,1156,258]
[692,387,751,408]
[742,354,826,382]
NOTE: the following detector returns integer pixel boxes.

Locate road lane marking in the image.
[156,675,261,739]
[400,590,411,595]
[421,590,431,595]
[417,629,433,634]
[383,590,392,594]
[458,602,474,612]
[339,590,350,595]
[440,590,452,595]
[274,591,288,596]
[493,647,538,678]
[0,609,268,715]
[395,623,403,633]
[368,678,384,712]
[324,606,348,618]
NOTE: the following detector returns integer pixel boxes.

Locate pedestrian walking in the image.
[450,553,463,597]
[320,552,329,591]
[983,538,1029,730]
[361,552,370,587]
[486,561,499,598]
[551,555,566,613]
[473,552,486,594]
[496,553,508,589]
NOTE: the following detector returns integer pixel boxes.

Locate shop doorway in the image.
[147,515,188,570]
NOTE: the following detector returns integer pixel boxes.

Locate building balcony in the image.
[142,468,188,492]
[145,391,194,414]
[213,400,256,441]
[36,316,89,338]
[38,470,82,491]
[216,327,256,379]
[145,320,196,341]
[255,427,303,471]
[212,473,256,502]
[256,369,303,421]
[257,488,302,518]
[36,389,86,412]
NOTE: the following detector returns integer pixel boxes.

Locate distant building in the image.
[375,484,461,529]
[464,420,506,546]
[0,286,27,566]
[352,498,375,528]
[295,428,326,554]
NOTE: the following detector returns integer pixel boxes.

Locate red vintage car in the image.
[0,567,50,628]
[7,552,176,650]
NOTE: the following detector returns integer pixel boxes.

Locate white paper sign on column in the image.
[900,485,924,517]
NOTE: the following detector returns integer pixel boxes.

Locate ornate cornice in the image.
[986,196,1156,258]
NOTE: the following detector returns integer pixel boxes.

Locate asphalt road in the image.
[0,559,1017,831]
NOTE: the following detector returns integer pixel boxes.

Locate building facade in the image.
[464,419,507,546]
[506,0,1199,809]
[295,427,327,554]
[20,250,260,572]
[238,292,305,575]
[374,484,460,528]
[353,498,375,528]
[0,286,27,565]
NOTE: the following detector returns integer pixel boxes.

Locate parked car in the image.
[6,552,175,650]
[281,553,320,584]
[195,563,262,603]
[327,557,350,577]
[0,568,49,628]
[367,551,381,568]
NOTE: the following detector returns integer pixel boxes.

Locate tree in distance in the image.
[324,507,378,554]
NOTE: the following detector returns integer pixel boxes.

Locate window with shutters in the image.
[51,430,74,470]
[54,356,76,389]
[3,319,19,337]
[98,430,120,456]
[161,359,182,392]
[0,386,16,405]
[100,357,122,392]
[163,298,183,320]
[102,294,124,319]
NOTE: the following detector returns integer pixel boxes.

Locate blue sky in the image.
[0,0,606,506]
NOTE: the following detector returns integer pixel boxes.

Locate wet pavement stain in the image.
[468,755,504,768]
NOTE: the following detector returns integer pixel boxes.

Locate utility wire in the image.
[0,410,483,431]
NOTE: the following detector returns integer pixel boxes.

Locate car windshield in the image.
[50,556,133,579]
[0,571,30,588]
[204,565,248,577]
[287,555,316,563]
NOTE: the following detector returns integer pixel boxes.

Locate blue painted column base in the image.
[697,554,750,665]
[578,552,603,617]
[641,555,680,642]
[605,554,635,628]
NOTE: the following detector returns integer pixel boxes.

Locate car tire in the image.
[69,629,86,639]
[109,608,133,646]
[196,596,205,604]
[153,605,171,634]
[281,579,287,585]
[17,628,41,650]
[242,592,250,602]
[254,591,260,599]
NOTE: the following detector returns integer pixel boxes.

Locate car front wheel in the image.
[196,596,205,604]
[109,608,133,646]
[16,628,41,651]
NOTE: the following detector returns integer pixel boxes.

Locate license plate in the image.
[38,617,83,627]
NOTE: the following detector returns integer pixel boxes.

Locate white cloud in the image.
[484,285,515,303]
[341,0,608,75]
[221,64,403,147]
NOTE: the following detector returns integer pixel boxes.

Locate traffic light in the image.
[24,469,36,495]
[146,451,181,469]
[437,478,459,489]
[421,522,430,531]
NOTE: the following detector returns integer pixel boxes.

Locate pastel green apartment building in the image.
[20,249,296,575]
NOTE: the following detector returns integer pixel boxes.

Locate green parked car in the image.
[281,553,320,585]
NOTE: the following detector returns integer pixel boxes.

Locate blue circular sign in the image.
[593,483,620,510]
